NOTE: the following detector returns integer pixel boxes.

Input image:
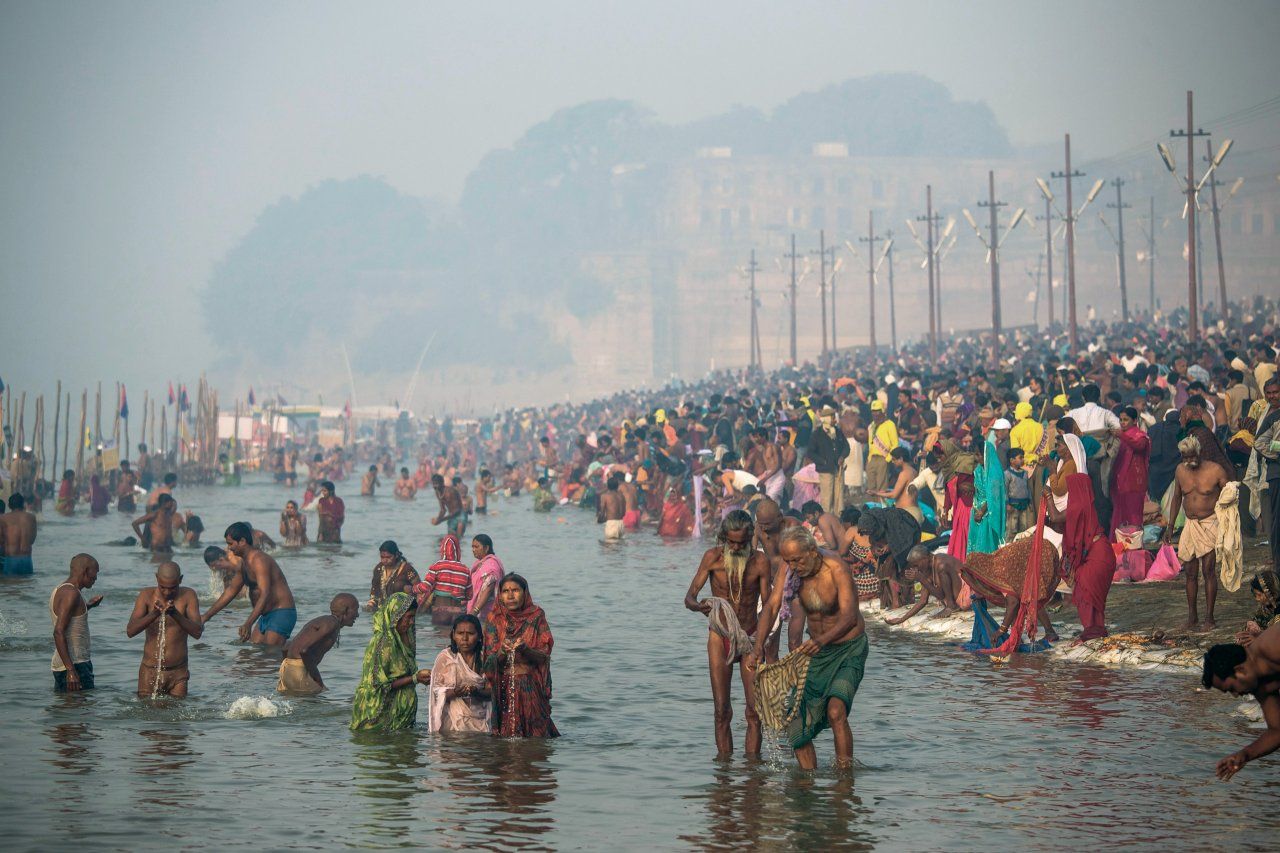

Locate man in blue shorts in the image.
[201,521,297,645]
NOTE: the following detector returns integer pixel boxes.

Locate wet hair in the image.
[203,546,226,565]
[839,506,862,526]
[379,540,401,557]
[63,469,75,480]
[472,533,494,555]
[163,473,178,486]
[400,467,410,476]
[801,500,824,517]
[607,475,620,491]
[157,493,176,508]
[717,509,755,545]
[224,521,254,544]
[1202,643,1247,689]
[8,493,24,510]
[449,614,485,654]
[1178,436,1201,456]
[320,480,336,493]
[368,465,378,472]
[432,474,444,485]
[907,544,932,564]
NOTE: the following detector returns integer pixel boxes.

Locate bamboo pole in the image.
[51,381,62,485]
[35,396,45,485]
[94,382,102,449]
[17,391,27,452]
[113,381,121,448]
[76,390,87,484]
[62,393,71,480]
[141,389,149,449]
[160,404,167,463]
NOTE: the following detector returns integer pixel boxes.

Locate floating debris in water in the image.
[225,696,292,719]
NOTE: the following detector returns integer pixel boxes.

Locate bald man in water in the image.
[126,561,202,697]
[278,593,360,694]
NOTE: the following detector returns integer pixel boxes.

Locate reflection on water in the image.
[2,477,1279,848]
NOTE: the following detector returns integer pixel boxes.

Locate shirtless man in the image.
[202,546,248,601]
[116,461,138,513]
[277,593,360,694]
[746,428,785,502]
[885,545,963,623]
[361,465,380,497]
[800,500,844,552]
[132,493,180,554]
[146,472,178,510]
[1202,625,1280,779]
[1166,435,1231,630]
[746,525,867,770]
[873,447,922,525]
[1,493,38,575]
[127,561,203,697]
[618,471,641,531]
[684,510,772,758]
[474,468,496,515]
[597,474,626,540]
[394,467,417,500]
[430,474,466,540]
[539,436,559,479]
[51,554,102,691]
[202,521,298,644]
[753,498,800,660]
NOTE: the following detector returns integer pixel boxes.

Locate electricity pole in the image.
[1170,90,1209,341]
[917,186,938,363]
[1037,194,1055,330]
[1051,134,1085,357]
[811,230,834,356]
[1147,196,1157,312]
[885,229,898,353]
[978,170,1007,358]
[1107,178,1131,322]
[1204,138,1229,321]
[859,211,882,355]
[786,234,800,363]
[747,249,761,369]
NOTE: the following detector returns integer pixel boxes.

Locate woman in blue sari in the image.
[968,419,1009,555]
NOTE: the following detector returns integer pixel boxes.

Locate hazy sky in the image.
[2,0,1278,399]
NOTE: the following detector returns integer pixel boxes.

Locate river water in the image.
[0,475,1275,850]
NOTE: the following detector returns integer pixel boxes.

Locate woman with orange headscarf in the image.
[484,574,559,738]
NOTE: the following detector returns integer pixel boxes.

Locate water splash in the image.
[224,696,293,720]
[0,611,29,637]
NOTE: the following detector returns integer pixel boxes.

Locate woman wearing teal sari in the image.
[968,420,1009,555]
[350,592,431,731]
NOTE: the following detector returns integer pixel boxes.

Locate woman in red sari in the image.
[1108,406,1150,537]
[484,574,559,738]
[1057,471,1116,640]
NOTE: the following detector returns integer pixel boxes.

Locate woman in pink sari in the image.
[1108,406,1150,537]
[467,534,505,620]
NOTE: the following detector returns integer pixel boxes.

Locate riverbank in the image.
[869,540,1272,672]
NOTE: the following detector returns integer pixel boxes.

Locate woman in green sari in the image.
[350,592,431,731]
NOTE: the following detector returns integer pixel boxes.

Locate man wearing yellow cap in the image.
[1010,400,1047,508]
[865,401,899,496]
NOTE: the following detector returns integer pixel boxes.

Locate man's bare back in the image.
[1,509,37,556]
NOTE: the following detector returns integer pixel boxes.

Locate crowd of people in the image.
[6,295,1280,778]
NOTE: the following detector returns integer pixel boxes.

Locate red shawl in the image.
[978,495,1049,656]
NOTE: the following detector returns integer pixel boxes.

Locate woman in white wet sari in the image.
[428,614,492,733]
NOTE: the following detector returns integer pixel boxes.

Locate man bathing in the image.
[1,493,38,575]
[202,522,297,644]
[1166,435,1231,630]
[431,474,466,539]
[277,593,360,694]
[684,510,772,758]
[127,561,203,697]
[884,545,964,624]
[747,525,867,770]
[598,474,626,540]
[1202,624,1280,779]
[50,554,102,691]
[132,493,181,554]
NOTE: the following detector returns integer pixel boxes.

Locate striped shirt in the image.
[418,562,472,602]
